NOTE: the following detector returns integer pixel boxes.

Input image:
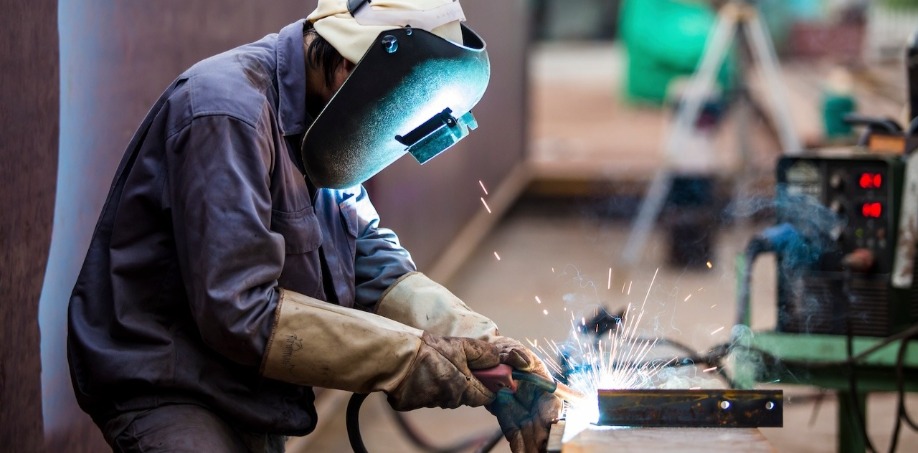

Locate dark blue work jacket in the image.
[67,19,415,435]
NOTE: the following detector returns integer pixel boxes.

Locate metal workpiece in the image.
[596,389,783,428]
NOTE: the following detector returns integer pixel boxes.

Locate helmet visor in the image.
[300,24,490,188]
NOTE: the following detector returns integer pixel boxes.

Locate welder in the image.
[66,1,560,452]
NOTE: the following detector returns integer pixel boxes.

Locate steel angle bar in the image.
[597,389,783,427]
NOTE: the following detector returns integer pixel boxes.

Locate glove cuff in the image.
[377,272,499,340]
[261,288,423,393]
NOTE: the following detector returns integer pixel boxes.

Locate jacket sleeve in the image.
[350,185,417,310]
[164,112,282,367]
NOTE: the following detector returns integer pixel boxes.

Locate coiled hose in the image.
[346,392,504,453]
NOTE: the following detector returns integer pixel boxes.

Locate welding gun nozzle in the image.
[510,370,587,403]
[472,365,587,403]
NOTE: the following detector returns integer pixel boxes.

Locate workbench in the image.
[733,331,918,453]
[549,424,775,452]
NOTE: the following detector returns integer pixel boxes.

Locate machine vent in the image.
[783,275,890,336]
[848,278,890,337]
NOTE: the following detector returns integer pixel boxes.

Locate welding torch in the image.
[473,364,586,403]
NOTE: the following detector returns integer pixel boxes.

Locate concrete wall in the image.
[0,1,58,450]
[34,0,529,450]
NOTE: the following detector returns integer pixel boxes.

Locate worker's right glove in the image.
[376,271,562,451]
[260,288,499,410]
[387,331,499,410]
[486,337,563,453]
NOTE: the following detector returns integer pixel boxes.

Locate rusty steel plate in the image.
[597,389,783,428]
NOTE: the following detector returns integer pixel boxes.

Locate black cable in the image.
[842,272,877,453]
[602,337,737,388]
[737,240,766,327]
[627,322,918,378]
[473,429,506,453]
[731,323,918,370]
[895,332,918,433]
[347,393,370,453]
[838,323,918,366]
[389,410,497,453]
[657,337,711,359]
[807,390,829,428]
[889,331,918,453]
[347,391,505,453]
[845,317,877,453]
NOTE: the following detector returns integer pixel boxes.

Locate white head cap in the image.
[307,0,466,64]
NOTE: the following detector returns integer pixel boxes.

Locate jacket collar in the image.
[276,19,312,137]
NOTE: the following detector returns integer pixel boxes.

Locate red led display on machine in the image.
[859,173,883,190]
[861,202,883,218]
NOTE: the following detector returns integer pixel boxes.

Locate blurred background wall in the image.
[0,0,58,451]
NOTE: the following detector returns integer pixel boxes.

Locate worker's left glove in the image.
[387,332,500,411]
[486,337,562,453]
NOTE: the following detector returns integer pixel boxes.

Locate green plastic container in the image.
[822,92,857,139]
[619,0,733,105]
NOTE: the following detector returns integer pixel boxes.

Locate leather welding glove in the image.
[377,272,498,339]
[261,289,500,409]
[486,337,563,453]
[377,271,563,448]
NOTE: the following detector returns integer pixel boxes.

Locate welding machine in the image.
[774,146,918,337]
[768,28,918,338]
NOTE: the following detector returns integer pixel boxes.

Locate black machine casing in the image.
[775,150,918,336]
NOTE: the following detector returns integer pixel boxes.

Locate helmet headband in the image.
[347,0,466,31]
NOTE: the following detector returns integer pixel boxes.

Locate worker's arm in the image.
[347,185,419,311]
[376,272,498,339]
[376,273,562,453]
[165,111,289,367]
[260,287,500,410]
[167,111,497,409]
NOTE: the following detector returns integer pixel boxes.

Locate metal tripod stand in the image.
[620,0,803,269]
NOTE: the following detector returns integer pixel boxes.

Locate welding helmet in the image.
[302,0,490,188]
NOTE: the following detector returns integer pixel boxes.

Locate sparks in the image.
[479,180,488,195]
[706,261,713,269]
[607,268,612,290]
[703,366,718,373]
[531,269,676,441]
[535,296,542,304]
[493,251,501,261]
[684,294,692,302]
[480,197,492,214]
[710,326,725,335]
[710,304,717,309]
[543,309,549,316]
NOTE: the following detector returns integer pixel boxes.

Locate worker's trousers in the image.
[100,403,287,453]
